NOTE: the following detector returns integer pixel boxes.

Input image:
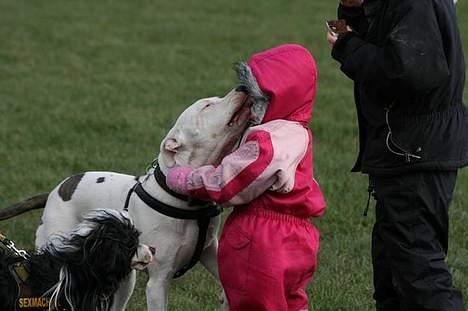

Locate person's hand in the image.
[327,26,352,49]
[340,0,363,7]
[327,31,338,49]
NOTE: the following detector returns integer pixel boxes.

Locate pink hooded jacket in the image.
[167,44,326,218]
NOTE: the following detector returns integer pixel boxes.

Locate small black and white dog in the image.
[0,209,154,311]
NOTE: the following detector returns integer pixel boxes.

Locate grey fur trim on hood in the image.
[235,62,270,125]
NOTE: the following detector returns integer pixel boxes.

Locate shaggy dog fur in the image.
[0,210,152,311]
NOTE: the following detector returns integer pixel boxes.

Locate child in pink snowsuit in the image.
[167,44,326,311]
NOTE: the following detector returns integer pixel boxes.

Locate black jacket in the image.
[332,0,468,175]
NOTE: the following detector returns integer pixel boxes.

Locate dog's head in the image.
[159,88,255,169]
[44,209,154,311]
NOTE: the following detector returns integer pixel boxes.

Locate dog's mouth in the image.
[131,246,155,270]
[227,96,254,127]
[131,259,152,270]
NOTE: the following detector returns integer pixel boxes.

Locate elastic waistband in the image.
[232,206,313,226]
[393,105,466,126]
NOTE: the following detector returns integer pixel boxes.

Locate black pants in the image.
[371,171,464,311]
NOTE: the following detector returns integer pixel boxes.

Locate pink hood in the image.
[247,44,318,125]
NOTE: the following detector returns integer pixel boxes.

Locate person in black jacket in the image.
[328,0,467,310]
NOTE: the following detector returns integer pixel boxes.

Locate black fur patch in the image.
[0,210,141,311]
[58,174,84,202]
[96,177,105,183]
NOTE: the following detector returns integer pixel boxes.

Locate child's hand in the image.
[166,166,194,195]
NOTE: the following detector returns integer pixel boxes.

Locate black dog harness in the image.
[124,164,221,278]
[0,233,33,298]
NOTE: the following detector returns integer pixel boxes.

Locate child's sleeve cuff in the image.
[166,166,194,195]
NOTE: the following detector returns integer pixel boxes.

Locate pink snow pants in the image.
[218,207,320,311]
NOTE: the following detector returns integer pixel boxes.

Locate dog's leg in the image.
[145,261,171,311]
[146,276,170,311]
[200,241,229,311]
[200,240,220,279]
[110,270,136,311]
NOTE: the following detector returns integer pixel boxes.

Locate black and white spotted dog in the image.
[0,210,154,311]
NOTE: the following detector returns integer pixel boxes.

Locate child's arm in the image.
[166,130,282,205]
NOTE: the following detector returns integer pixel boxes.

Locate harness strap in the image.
[125,182,221,278]
[8,260,34,304]
[0,233,33,299]
[134,183,221,219]
[173,217,210,278]
[10,260,31,283]
[123,182,138,212]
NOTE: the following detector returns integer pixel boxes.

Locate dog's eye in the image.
[201,103,212,111]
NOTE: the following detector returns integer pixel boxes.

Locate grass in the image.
[0,1,467,310]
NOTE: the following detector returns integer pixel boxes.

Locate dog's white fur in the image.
[35,89,250,311]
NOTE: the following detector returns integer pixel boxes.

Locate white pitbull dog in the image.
[0,88,254,311]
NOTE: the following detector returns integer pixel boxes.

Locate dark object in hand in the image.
[326,19,348,36]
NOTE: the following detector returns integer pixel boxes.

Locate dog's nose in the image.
[149,246,156,255]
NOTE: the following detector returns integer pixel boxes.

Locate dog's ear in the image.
[160,129,184,168]
[164,138,180,153]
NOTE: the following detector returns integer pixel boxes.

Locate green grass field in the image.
[1,1,467,310]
